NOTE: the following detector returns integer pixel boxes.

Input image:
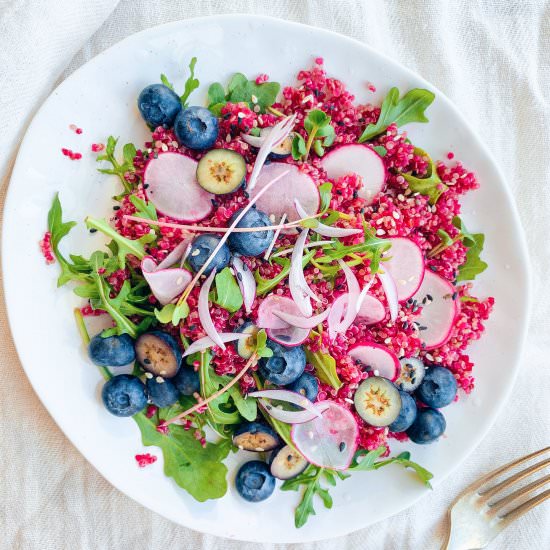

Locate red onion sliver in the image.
[270,240,334,259]
[258,400,320,424]
[263,213,287,260]
[334,259,361,333]
[183,333,249,357]
[240,133,265,148]
[273,307,331,329]
[141,257,192,306]
[232,256,256,314]
[156,238,192,270]
[248,389,321,417]
[289,229,313,316]
[328,294,347,341]
[198,269,225,350]
[355,276,375,314]
[294,199,362,238]
[378,268,399,322]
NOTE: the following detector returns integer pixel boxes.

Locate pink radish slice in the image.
[231,257,256,314]
[183,333,249,357]
[348,342,400,382]
[411,270,458,349]
[291,401,359,470]
[356,294,386,325]
[383,238,425,302]
[320,144,386,205]
[141,257,192,306]
[273,307,331,329]
[267,325,309,347]
[257,295,299,329]
[144,152,214,222]
[249,162,320,224]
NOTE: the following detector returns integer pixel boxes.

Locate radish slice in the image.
[249,389,321,418]
[267,325,310,347]
[231,257,256,314]
[258,400,320,424]
[356,294,386,325]
[257,295,298,329]
[198,269,225,350]
[378,269,399,322]
[328,294,347,340]
[183,333,249,357]
[156,238,192,270]
[348,342,401,381]
[250,162,320,224]
[291,401,358,470]
[289,229,314,317]
[294,199,362,238]
[411,270,458,349]
[141,256,192,306]
[334,260,361,333]
[320,144,386,205]
[144,152,214,222]
[273,307,331,329]
[383,238,425,301]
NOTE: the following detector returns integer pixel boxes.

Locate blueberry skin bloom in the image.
[88,333,135,367]
[406,407,446,444]
[259,340,306,385]
[228,209,274,257]
[146,377,180,408]
[187,234,231,275]
[285,372,319,402]
[415,366,458,408]
[102,375,148,417]
[137,84,182,128]
[235,460,276,502]
[388,390,417,433]
[174,106,219,150]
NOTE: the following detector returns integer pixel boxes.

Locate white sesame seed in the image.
[251,94,258,104]
[384,337,391,344]
[155,376,164,383]
[397,194,405,201]
[237,112,245,119]
[161,144,168,152]
[269,214,276,222]
[225,134,231,143]
[171,141,179,148]
[255,447,265,452]
[302,94,314,104]
[392,211,400,219]
[376,218,384,225]
[191,249,200,257]
[373,369,380,376]
[344,398,354,404]
[376,228,386,236]
[253,105,261,113]
[426,353,435,361]
[145,372,153,379]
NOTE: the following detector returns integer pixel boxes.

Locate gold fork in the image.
[442,447,550,549]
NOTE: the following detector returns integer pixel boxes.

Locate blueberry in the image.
[172,366,200,396]
[146,377,180,407]
[235,460,276,502]
[228,209,274,257]
[269,444,308,480]
[137,84,182,129]
[415,366,457,408]
[406,407,446,444]
[259,340,306,385]
[187,234,231,275]
[388,391,417,432]
[135,331,181,378]
[236,322,259,360]
[354,377,401,427]
[174,106,219,150]
[101,374,147,417]
[396,357,426,392]
[233,422,280,451]
[285,372,319,402]
[88,333,135,367]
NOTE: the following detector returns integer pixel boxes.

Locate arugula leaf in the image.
[402,147,448,204]
[254,251,315,296]
[318,182,333,212]
[358,87,435,142]
[129,195,157,221]
[254,328,273,358]
[349,446,386,471]
[211,267,243,313]
[160,74,174,90]
[452,216,477,247]
[456,233,488,282]
[171,300,190,325]
[96,136,137,194]
[230,389,257,421]
[305,346,342,390]
[180,57,200,108]
[154,303,175,324]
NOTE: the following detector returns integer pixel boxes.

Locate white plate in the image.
[2,15,530,543]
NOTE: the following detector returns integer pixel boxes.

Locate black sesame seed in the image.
[353,190,359,199]
[153,153,158,159]
[188,324,196,331]
[211,199,218,207]
[144,358,151,365]
[402,321,409,330]
[452,292,458,300]
[237,272,243,282]
[429,265,438,272]
[419,325,427,331]
[89,228,97,233]
[426,294,433,301]
[113,205,121,210]
[243,191,250,198]
[339,442,346,452]
[336,190,343,196]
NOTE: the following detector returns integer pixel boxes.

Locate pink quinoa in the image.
[39,231,55,264]
[135,453,157,468]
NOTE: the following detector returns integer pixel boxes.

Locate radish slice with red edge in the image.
[156,238,192,270]
[267,325,310,347]
[273,307,331,329]
[378,268,399,322]
[383,238,425,301]
[231,257,256,314]
[198,269,225,350]
[348,342,401,381]
[356,293,386,325]
[320,144,386,205]
[334,259,360,333]
[183,333,249,357]
[411,270,458,349]
[294,199,362,238]
[144,152,214,222]
[291,401,358,470]
[141,256,192,306]
[257,295,297,329]
[248,389,321,418]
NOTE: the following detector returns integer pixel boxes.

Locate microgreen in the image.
[402,146,448,204]
[305,343,342,390]
[210,267,243,313]
[373,145,388,157]
[358,87,435,142]
[254,328,273,358]
[318,182,333,213]
[129,195,157,222]
[291,109,335,161]
[456,232,488,282]
[96,136,137,194]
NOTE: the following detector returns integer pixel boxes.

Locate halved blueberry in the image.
[235,460,276,502]
[137,84,182,129]
[415,366,457,408]
[172,366,200,396]
[187,234,231,275]
[135,331,181,378]
[236,322,259,360]
[354,376,402,427]
[196,149,246,194]
[406,407,446,444]
[269,444,308,480]
[88,333,135,367]
[388,391,417,432]
[227,208,274,257]
[146,377,180,408]
[233,422,280,452]
[101,374,147,417]
[396,357,426,392]
[285,372,319,402]
[174,106,219,150]
[259,341,306,385]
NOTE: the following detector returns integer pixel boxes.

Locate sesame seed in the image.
[155,376,164,383]
[191,249,200,257]
[376,228,386,236]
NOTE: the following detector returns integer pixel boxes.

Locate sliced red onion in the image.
[334,259,361,333]
[328,294,347,341]
[183,333,249,357]
[180,243,192,267]
[355,276,375,314]
[198,269,225,350]
[141,256,192,306]
[289,229,313,316]
[270,240,334,259]
[156,238,192,270]
[232,256,256,314]
[273,307,331,329]
[258,400,320,424]
[267,325,310,347]
[248,389,321,417]
[263,213,287,261]
[378,268,399,322]
[294,199,362,238]
[240,133,265,148]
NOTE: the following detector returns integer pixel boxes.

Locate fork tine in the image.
[499,487,550,528]
[489,473,550,513]
[478,457,550,502]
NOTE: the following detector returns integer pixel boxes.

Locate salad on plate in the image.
[42,57,493,527]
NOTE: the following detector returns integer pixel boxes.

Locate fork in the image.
[442,447,550,549]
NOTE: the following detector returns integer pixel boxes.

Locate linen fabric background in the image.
[1,1,549,548]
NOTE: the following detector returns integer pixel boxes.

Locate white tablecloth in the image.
[1,1,549,548]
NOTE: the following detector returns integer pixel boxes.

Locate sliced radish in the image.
[320,144,386,205]
[267,325,310,347]
[257,295,299,329]
[231,257,256,314]
[348,342,401,382]
[141,256,192,306]
[356,294,386,325]
[383,238,425,302]
[144,152,214,222]
[411,270,458,349]
[182,333,249,357]
[249,162,320,224]
[291,401,359,470]
[273,307,331,329]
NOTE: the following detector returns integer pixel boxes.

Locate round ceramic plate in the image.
[2,15,530,543]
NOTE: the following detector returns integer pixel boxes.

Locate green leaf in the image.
[95,136,137,194]
[171,300,190,325]
[372,456,433,488]
[300,218,320,229]
[452,216,477,247]
[358,87,435,142]
[230,388,257,421]
[291,134,307,160]
[254,251,315,296]
[134,411,231,501]
[304,109,330,131]
[305,347,342,389]
[123,143,137,167]
[402,147,448,204]
[129,195,157,221]
[456,233,488,282]
[207,82,226,106]
[349,446,387,471]
[312,139,325,157]
[155,303,176,324]
[180,57,200,108]
[318,182,333,212]
[437,229,454,247]
[212,267,243,313]
[160,74,174,90]
[373,145,387,157]
[209,102,225,116]
[248,81,280,111]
